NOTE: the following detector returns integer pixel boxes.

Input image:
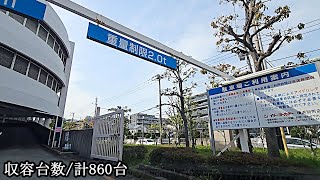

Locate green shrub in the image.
[145,133,151,138]
[123,145,148,164]
[149,147,206,166]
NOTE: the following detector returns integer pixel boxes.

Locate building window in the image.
[38,25,48,42]
[47,75,53,88]
[52,80,57,91]
[54,41,60,54]
[8,12,25,24]
[0,46,14,68]
[39,69,48,85]
[13,55,29,75]
[0,43,63,93]
[25,19,38,34]
[27,63,40,80]
[47,34,55,48]
[1,7,69,66]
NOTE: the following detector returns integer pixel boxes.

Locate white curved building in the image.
[0,0,74,125]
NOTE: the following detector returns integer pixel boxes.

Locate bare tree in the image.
[165,98,183,145]
[201,63,241,88]
[185,96,198,148]
[211,0,305,157]
[162,60,197,147]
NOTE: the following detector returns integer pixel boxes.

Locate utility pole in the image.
[155,74,163,144]
[71,113,75,122]
[94,97,98,118]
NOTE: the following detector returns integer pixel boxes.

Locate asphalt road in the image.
[0,146,136,180]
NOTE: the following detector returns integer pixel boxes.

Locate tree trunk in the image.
[264,128,280,157]
[180,106,190,147]
[247,129,253,153]
[179,80,190,147]
[254,58,280,158]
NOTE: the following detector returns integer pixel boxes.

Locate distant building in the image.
[190,92,209,123]
[130,113,159,127]
[191,92,235,150]
[129,113,161,135]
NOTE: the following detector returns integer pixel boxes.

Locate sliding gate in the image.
[91,110,124,161]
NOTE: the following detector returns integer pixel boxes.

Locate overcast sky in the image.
[51,0,320,120]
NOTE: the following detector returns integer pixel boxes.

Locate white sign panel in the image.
[208,63,320,130]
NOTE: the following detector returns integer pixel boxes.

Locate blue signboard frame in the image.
[87,23,177,70]
[207,63,320,130]
[209,63,317,96]
[0,0,46,20]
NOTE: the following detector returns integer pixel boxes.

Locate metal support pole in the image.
[208,118,216,156]
[280,127,289,158]
[45,0,234,80]
[48,127,52,146]
[57,117,64,148]
[239,129,250,153]
[51,116,59,148]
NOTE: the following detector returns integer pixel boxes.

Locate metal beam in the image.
[45,0,234,80]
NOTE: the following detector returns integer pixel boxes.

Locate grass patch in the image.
[254,148,320,168]
[123,144,320,169]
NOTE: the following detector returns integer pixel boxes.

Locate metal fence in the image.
[61,129,93,158]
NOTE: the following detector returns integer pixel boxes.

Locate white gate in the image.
[91,110,124,161]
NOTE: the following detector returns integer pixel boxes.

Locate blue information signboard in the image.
[0,0,46,20]
[87,23,177,70]
[208,63,320,130]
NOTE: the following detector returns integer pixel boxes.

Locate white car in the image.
[286,137,320,149]
[135,139,155,145]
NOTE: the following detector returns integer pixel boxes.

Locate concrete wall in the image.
[61,129,93,158]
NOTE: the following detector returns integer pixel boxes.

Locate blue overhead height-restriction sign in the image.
[87,23,177,70]
[0,0,46,20]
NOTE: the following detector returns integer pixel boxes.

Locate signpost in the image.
[87,23,177,70]
[1,0,46,20]
[208,63,320,131]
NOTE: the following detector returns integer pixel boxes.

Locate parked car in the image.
[135,138,155,145]
[286,137,320,149]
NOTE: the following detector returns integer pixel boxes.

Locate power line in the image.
[269,48,320,62]
[201,52,231,63]
[137,105,159,114]
[74,79,154,114]
[99,78,154,105]
[261,20,320,45]
[206,54,238,65]
[202,52,234,64]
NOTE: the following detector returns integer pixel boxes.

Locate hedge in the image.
[123,146,148,165]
